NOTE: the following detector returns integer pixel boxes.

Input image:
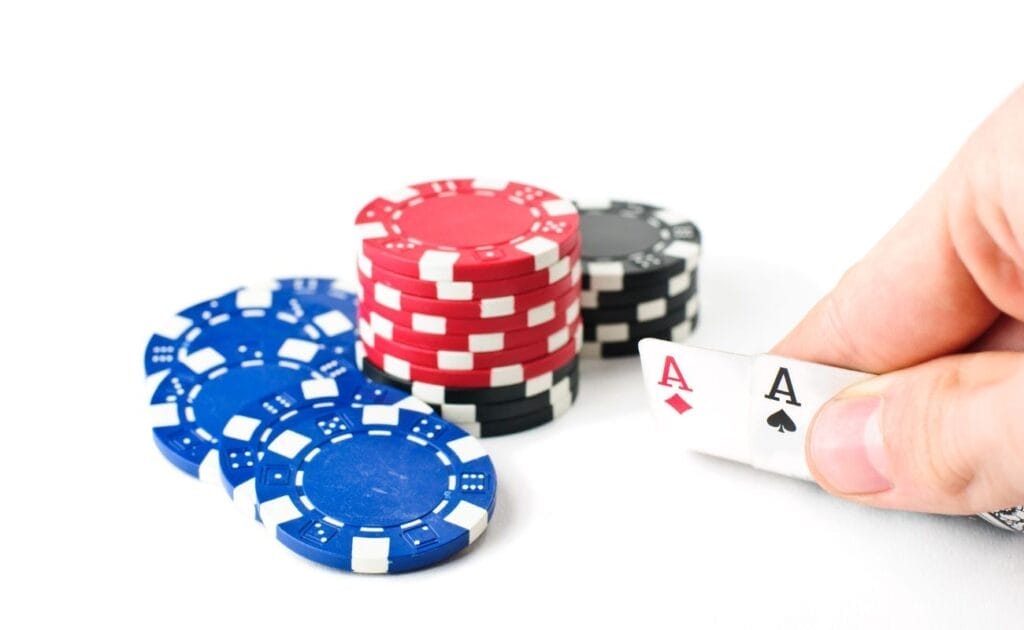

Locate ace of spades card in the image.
[750,355,871,479]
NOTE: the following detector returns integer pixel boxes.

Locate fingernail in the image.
[809,397,892,494]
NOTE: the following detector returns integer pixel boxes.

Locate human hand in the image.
[774,86,1024,519]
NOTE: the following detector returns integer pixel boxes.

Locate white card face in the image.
[749,354,872,480]
[638,339,754,464]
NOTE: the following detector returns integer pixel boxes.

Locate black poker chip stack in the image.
[576,200,701,358]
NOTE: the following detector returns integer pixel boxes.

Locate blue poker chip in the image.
[147,334,355,481]
[219,375,433,519]
[256,406,497,573]
[274,277,359,319]
[145,278,358,376]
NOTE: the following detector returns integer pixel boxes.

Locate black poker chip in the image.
[581,313,701,358]
[428,368,580,423]
[576,200,701,292]
[581,277,698,324]
[452,378,579,437]
[581,267,697,309]
[583,295,700,342]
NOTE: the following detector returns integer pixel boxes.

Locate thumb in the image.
[806,352,1024,515]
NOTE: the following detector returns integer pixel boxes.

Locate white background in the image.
[2,1,1022,628]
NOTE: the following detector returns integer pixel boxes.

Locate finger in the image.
[805,351,1024,515]
[971,315,1024,352]
[775,87,1024,373]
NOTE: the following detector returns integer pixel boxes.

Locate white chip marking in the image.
[234,286,273,309]
[572,198,612,211]
[355,222,388,241]
[268,429,313,458]
[670,318,694,340]
[374,283,401,310]
[357,253,373,277]
[468,333,503,352]
[362,405,400,426]
[541,198,578,217]
[480,296,514,318]
[418,250,461,282]
[436,282,472,300]
[383,354,411,380]
[570,259,582,284]
[637,298,668,322]
[668,269,691,296]
[595,322,628,342]
[516,236,559,271]
[446,435,487,463]
[585,261,626,291]
[547,256,570,283]
[301,378,340,400]
[547,326,570,352]
[526,301,555,327]
[197,450,221,484]
[149,402,180,428]
[359,319,376,346]
[411,313,446,334]
[153,315,192,341]
[259,495,303,531]
[438,351,473,371]
[278,337,320,363]
[490,364,524,387]
[351,537,390,574]
[313,310,354,337]
[524,372,555,397]
[654,207,691,225]
[439,404,475,423]
[369,312,394,339]
[410,382,445,405]
[565,299,580,323]
[580,290,598,309]
[222,414,261,441]
[550,376,571,399]
[181,347,226,375]
[232,479,258,519]
[663,239,701,265]
[444,501,489,543]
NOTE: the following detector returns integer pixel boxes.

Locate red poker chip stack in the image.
[354,178,583,437]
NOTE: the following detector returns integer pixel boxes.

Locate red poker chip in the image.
[357,259,581,319]
[355,179,580,282]
[357,241,581,301]
[360,299,581,353]
[357,283,581,335]
[359,316,582,371]
[359,324,582,388]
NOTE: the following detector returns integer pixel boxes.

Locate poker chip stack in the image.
[575,200,701,357]
[354,179,583,437]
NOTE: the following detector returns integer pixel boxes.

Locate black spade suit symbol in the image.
[766,409,797,433]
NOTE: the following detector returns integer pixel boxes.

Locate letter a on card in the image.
[638,339,755,464]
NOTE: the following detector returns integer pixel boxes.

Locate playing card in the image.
[749,354,872,479]
[638,339,754,464]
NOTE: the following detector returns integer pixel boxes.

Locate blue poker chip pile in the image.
[144,277,498,573]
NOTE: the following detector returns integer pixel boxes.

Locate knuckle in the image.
[910,363,978,498]
[820,288,892,371]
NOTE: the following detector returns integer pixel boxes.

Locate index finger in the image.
[771,96,1024,372]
